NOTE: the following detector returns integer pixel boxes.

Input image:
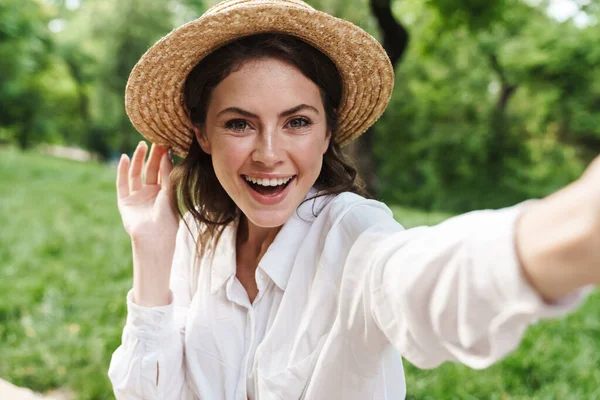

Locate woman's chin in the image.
[243,208,292,229]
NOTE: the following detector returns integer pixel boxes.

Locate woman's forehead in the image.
[223,58,314,88]
[208,58,323,114]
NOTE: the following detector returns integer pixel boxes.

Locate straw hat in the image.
[125,0,395,158]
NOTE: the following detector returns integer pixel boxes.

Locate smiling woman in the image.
[108,0,597,399]
[177,33,365,247]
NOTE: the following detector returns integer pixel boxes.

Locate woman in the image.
[108,0,599,399]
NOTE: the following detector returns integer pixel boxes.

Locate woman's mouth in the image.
[241,175,296,204]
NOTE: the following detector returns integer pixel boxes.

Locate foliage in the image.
[373,0,595,211]
[52,0,176,157]
[0,0,74,149]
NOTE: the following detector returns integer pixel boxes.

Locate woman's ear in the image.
[322,129,332,154]
[322,108,336,154]
[193,125,211,155]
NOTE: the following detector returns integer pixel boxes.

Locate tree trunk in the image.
[488,53,517,180]
[349,0,408,197]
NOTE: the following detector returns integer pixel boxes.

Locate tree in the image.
[0,0,54,149]
[355,0,410,196]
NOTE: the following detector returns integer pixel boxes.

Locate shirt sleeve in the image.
[343,200,593,370]
[108,213,197,399]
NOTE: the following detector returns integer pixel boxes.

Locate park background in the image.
[1,0,599,398]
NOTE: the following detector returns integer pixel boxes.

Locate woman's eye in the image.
[225,118,311,131]
[288,117,311,129]
[225,119,248,131]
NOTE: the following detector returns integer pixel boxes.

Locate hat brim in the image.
[125,1,394,158]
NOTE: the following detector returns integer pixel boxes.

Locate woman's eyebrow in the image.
[216,104,319,119]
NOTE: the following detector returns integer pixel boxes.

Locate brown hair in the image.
[169,33,367,263]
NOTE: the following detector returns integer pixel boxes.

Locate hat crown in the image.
[204,0,314,16]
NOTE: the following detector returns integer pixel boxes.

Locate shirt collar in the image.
[258,187,334,291]
[257,208,309,290]
[209,187,333,294]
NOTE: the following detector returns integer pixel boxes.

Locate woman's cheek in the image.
[214,139,250,170]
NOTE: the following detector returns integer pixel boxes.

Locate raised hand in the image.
[116,140,179,307]
[116,141,178,244]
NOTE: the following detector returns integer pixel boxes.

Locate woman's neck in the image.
[236,215,282,268]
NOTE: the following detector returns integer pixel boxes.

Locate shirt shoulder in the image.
[308,193,404,290]
[310,192,404,257]
[325,192,402,233]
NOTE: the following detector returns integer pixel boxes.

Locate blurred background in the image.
[1,0,599,398]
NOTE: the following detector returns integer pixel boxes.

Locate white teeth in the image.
[244,176,293,186]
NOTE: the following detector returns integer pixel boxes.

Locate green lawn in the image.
[1,146,598,399]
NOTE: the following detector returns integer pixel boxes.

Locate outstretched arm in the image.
[334,153,599,370]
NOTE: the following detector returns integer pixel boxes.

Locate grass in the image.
[1,146,598,399]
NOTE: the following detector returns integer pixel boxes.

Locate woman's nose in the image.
[252,130,283,167]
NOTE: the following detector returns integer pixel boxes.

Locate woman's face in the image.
[195,57,331,228]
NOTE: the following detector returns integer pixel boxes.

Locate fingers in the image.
[116,154,130,200]
[160,150,173,191]
[145,143,166,185]
[160,151,177,216]
[116,141,169,203]
[129,141,147,192]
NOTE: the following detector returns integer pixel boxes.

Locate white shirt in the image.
[108,190,590,400]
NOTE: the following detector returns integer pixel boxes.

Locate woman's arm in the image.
[333,185,596,370]
[108,214,195,399]
[359,202,592,370]
[360,156,600,369]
